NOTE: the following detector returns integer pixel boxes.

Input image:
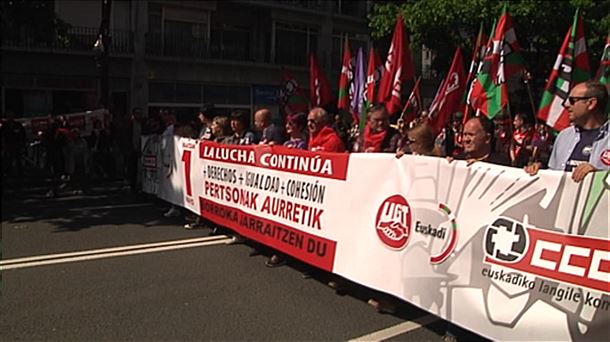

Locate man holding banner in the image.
[525,81,609,182]
[352,105,401,153]
[307,107,346,153]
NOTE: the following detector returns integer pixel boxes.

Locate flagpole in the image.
[505,100,514,142]
[412,75,422,113]
[399,76,421,121]
[523,70,539,124]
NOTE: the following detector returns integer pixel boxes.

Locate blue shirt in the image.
[548,121,610,171]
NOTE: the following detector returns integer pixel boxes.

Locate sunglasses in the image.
[567,96,593,105]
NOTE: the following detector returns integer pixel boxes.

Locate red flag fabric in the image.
[366,47,383,105]
[400,76,421,124]
[279,69,309,116]
[428,48,466,134]
[309,54,333,108]
[377,16,415,115]
[337,37,353,112]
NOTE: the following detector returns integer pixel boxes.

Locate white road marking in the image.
[348,314,439,342]
[0,236,232,271]
[68,203,154,211]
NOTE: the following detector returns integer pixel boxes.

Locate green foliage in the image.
[1,0,71,44]
[369,0,610,79]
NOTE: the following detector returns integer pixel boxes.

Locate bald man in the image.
[454,116,510,166]
[525,81,609,182]
[254,108,285,145]
[307,107,346,152]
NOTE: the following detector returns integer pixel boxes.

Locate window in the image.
[332,0,368,18]
[175,83,202,103]
[275,22,318,66]
[149,82,175,103]
[203,85,250,105]
[146,5,209,58]
[210,25,251,61]
[164,20,207,58]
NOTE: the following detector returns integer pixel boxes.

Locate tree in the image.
[368,0,610,84]
[1,0,70,46]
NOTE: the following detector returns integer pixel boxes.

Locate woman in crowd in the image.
[184,112,218,230]
[211,116,233,144]
[229,110,258,145]
[283,112,308,150]
[509,113,534,167]
[265,112,308,267]
[396,121,438,158]
[531,122,551,167]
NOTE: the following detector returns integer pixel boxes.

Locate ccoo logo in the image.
[375,195,412,250]
[484,217,529,263]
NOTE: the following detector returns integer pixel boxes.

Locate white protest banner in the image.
[142,137,609,342]
[16,109,110,140]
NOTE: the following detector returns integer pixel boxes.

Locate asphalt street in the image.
[1,175,488,341]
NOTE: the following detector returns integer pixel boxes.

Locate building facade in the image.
[2,0,376,122]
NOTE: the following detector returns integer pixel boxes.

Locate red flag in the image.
[366,47,382,105]
[400,76,421,124]
[428,48,467,134]
[309,54,333,108]
[377,15,415,115]
[279,69,309,115]
[337,37,353,112]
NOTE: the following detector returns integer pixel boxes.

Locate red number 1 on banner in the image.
[181,149,192,197]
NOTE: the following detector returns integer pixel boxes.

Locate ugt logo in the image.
[375,195,412,250]
[484,217,529,263]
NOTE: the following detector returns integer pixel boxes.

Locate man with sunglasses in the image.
[525,81,609,182]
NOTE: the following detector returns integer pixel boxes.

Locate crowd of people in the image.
[1,80,607,338]
[154,81,607,180]
[3,81,606,217]
[0,108,153,197]
[151,81,608,281]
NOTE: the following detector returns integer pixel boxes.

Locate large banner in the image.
[142,136,609,341]
[16,109,110,140]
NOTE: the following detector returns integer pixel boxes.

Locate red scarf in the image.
[309,126,344,152]
[363,124,387,152]
[512,128,532,157]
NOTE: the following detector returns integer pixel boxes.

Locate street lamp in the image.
[93,35,104,69]
[93,0,112,109]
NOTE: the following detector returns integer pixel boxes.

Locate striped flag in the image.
[337,37,354,113]
[596,33,610,87]
[463,22,489,123]
[469,5,524,119]
[537,10,590,131]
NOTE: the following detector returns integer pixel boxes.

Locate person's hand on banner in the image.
[524,161,541,176]
[571,163,597,183]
